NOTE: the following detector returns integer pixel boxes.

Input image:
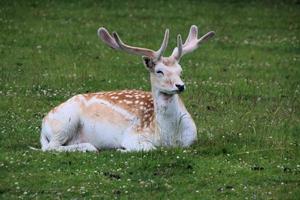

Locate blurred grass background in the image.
[0,0,299,199]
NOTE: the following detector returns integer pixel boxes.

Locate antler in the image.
[171,25,215,61]
[98,27,169,61]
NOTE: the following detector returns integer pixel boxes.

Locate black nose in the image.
[175,84,185,92]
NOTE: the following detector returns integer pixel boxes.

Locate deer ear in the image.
[142,56,155,71]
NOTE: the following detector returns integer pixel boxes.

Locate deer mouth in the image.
[160,91,174,96]
[160,89,182,96]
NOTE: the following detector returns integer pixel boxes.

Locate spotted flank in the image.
[81,90,155,129]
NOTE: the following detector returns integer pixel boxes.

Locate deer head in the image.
[97,25,215,95]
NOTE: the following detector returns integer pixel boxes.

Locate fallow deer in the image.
[40,25,215,152]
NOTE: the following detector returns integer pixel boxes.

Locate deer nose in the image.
[175,84,185,92]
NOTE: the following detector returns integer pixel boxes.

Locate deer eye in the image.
[156,70,164,75]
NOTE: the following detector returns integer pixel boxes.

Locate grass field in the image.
[1,0,299,199]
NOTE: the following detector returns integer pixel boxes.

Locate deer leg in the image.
[44,143,98,152]
[118,141,156,152]
[179,114,197,147]
[42,113,98,152]
[119,127,156,152]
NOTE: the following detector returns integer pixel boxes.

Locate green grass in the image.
[1,0,299,199]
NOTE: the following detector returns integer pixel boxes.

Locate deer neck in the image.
[151,87,185,146]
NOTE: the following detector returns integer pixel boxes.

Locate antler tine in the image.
[98,27,119,49]
[153,29,169,61]
[184,25,198,46]
[197,31,216,44]
[174,34,183,60]
[171,25,215,61]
